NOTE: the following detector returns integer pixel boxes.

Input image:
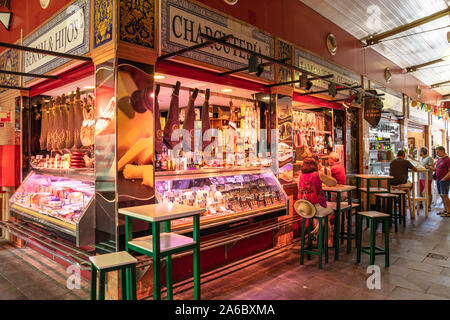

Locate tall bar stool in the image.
[390,189,407,227]
[375,193,400,232]
[392,185,414,219]
[356,211,390,267]
[89,251,138,300]
[294,200,332,269]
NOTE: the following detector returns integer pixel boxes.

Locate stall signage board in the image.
[364,97,382,127]
[0,111,11,123]
[294,47,360,90]
[161,0,275,81]
[22,0,90,81]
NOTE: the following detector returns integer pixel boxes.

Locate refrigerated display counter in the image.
[9,169,95,246]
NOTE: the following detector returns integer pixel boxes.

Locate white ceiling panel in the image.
[300,0,450,95]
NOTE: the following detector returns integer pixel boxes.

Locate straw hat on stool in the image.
[294,199,317,218]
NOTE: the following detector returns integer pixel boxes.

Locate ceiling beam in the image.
[363,7,450,46]
[0,41,92,62]
[431,79,450,88]
[298,85,361,96]
[265,74,334,88]
[406,58,448,73]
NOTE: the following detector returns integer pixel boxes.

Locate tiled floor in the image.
[1,207,450,300]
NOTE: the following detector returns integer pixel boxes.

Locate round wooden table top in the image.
[355,174,394,179]
[323,185,356,192]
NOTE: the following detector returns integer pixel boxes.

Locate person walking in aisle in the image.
[435,146,450,217]
[419,147,434,210]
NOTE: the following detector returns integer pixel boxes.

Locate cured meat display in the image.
[39,100,49,151]
[65,93,75,149]
[293,109,333,158]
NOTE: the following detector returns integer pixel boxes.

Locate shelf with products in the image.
[9,170,95,246]
[155,168,288,232]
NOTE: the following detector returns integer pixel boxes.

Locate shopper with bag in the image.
[435,146,450,217]
[297,158,334,246]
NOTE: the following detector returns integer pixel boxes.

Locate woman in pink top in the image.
[297,158,333,245]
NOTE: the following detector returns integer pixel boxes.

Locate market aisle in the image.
[0,239,90,300]
[173,208,450,300]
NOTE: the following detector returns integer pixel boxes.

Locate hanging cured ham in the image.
[39,100,48,151]
[182,88,199,152]
[72,88,84,150]
[60,94,69,150]
[46,99,54,151]
[65,92,75,149]
[163,81,181,149]
[52,96,62,150]
[201,89,211,151]
[81,97,95,147]
[154,84,163,154]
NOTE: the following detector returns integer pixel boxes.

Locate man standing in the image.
[327,152,346,185]
[435,146,450,217]
[418,147,434,209]
[390,150,417,187]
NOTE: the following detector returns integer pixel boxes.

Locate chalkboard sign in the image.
[364,97,382,127]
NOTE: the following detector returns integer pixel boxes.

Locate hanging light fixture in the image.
[248,54,259,74]
[328,83,337,97]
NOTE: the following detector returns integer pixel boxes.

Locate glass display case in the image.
[155,168,288,231]
[9,169,95,246]
[368,121,402,175]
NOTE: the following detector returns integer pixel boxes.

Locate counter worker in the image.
[435,146,450,217]
[389,150,418,187]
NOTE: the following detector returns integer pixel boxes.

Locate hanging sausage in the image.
[52,96,61,150]
[46,99,54,152]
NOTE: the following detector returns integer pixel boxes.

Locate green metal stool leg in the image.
[90,264,97,300]
[98,270,105,300]
[356,214,362,263]
[120,268,127,300]
[152,222,161,300]
[166,255,173,300]
[193,214,201,300]
[369,219,376,266]
[307,219,312,261]
[347,209,352,254]
[376,196,381,212]
[324,216,329,264]
[300,218,306,265]
[129,265,137,300]
[334,211,340,260]
[318,217,323,269]
[384,219,390,267]
[340,210,345,245]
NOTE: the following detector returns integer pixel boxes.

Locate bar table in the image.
[119,203,204,300]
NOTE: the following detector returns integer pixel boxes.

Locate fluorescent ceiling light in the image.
[84,86,95,90]
[221,88,232,92]
[154,75,165,80]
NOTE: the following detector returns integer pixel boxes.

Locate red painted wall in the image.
[0,145,20,187]
[0,0,72,47]
[196,0,442,105]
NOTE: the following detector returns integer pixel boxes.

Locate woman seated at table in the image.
[298,158,334,246]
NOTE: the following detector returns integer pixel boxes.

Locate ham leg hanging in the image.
[182,88,199,153]
[66,92,75,149]
[72,88,84,150]
[154,84,163,154]
[201,89,211,151]
[163,81,181,149]
[39,100,48,151]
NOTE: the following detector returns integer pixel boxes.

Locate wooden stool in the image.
[295,200,331,269]
[375,193,400,233]
[392,185,413,219]
[356,211,390,267]
[89,251,138,300]
[390,189,407,227]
